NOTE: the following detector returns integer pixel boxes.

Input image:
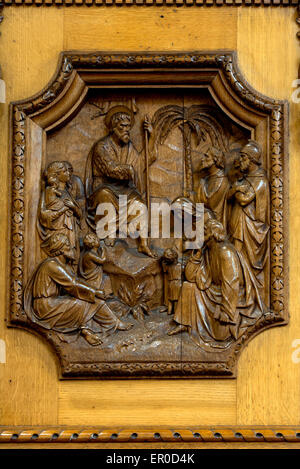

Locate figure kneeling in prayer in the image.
[168,216,265,348]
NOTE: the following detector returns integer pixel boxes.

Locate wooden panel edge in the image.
[0,0,298,6]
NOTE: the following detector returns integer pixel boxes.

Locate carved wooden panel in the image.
[8,51,288,378]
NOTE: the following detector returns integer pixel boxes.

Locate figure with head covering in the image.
[227,140,270,290]
[85,106,156,257]
[196,145,230,230]
[24,233,132,346]
[38,161,82,262]
[168,215,265,348]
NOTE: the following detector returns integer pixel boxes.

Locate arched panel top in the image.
[14,51,286,128]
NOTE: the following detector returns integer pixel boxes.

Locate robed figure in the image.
[37,161,82,262]
[85,106,156,257]
[169,217,265,349]
[196,146,230,230]
[24,233,132,346]
[228,140,269,289]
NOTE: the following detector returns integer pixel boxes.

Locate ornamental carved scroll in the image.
[9,52,288,378]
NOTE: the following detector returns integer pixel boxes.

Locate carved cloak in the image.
[85,135,147,237]
[229,167,270,273]
[24,258,119,333]
[173,240,264,348]
[85,135,144,203]
[197,169,230,229]
[37,188,81,256]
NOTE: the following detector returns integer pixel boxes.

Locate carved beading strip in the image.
[60,361,234,377]
[0,427,300,443]
[10,107,27,323]
[1,0,298,4]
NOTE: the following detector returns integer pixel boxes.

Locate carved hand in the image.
[228,180,244,199]
[191,249,202,261]
[95,290,108,300]
[64,198,76,210]
[64,198,82,218]
[127,165,135,181]
[235,183,250,194]
[143,114,153,134]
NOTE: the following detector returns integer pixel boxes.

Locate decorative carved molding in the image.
[0,426,300,443]
[0,0,298,5]
[9,51,288,378]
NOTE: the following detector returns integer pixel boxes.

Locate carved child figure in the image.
[79,233,106,290]
[161,248,183,315]
[45,173,63,203]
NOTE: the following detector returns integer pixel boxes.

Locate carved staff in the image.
[144,116,151,224]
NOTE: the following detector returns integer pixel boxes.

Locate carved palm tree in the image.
[150,105,228,197]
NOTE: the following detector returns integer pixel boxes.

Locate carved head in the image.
[83,232,100,250]
[204,218,226,243]
[41,233,75,260]
[45,161,71,185]
[105,106,134,145]
[62,161,74,177]
[162,247,178,264]
[200,146,225,171]
[239,140,262,173]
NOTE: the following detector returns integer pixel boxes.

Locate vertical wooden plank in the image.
[237,6,300,425]
[0,6,64,425]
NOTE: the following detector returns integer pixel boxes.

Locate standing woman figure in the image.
[37,161,82,263]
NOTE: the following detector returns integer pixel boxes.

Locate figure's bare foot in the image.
[104,238,116,247]
[167,324,188,336]
[117,320,133,331]
[138,242,157,258]
[81,328,103,346]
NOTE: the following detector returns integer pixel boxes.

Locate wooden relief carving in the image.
[8,52,288,378]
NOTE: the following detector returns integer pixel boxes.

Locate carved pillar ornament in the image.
[8,52,288,378]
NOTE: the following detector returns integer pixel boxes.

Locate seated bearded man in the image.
[85,106,156,257]
[168,216,266,348]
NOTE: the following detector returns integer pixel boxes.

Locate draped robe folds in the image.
[197,169,230,229]
[24,258,120,334]
[229,167,270,275]
[79,250,105,289]
[85,135,147,238]
[162,261,183,304]
[173,240,264,348]
[37,188,81,256]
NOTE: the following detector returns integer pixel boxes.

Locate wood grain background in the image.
[0,6,299,443]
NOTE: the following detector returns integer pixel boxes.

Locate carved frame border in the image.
[0,426,300,444]
[0,0,296,446]
[0,0,298,6]
[8,51,289,379]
